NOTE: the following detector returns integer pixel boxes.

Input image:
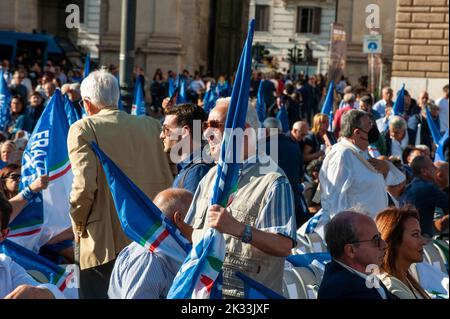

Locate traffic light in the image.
[297,49,304,63]
[288,48,294,63]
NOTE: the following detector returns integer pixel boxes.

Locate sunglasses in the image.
[5,174,21,181]
[202,120,225,131]
[349,234,383,248]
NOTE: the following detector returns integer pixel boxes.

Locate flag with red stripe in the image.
[90,142,191,265]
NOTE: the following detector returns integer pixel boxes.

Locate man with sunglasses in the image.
[318,211,397,299]
[185,98,297,299]
[160,104,213,194]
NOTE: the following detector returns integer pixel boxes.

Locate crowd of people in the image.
[0,54,448,300]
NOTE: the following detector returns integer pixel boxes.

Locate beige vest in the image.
[192,161,288,298]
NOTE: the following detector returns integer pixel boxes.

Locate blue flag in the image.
[287,252,331,270]
[235,272,286,299]
[9,90,73,252]
[426,106,442,145]
[277,105,290,133]
[83,53,91,79]
[132,75,146,116]
[256,81,266,124]
[177,75,187,104]
[90,142,191,264]
[0,69,11,132]
[168,77,176,98]
[203,83,218,114]
[63,94,81,125]
[393,84,405,116]
[435,129,449,162]
[218,81,232,98]
[321,81,334,130]
[0,239,69,291]
[168,19,255,299]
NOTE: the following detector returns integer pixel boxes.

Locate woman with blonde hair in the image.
[303,113,336,164]
[375,206,430,299]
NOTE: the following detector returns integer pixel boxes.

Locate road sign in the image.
[363,34,382,54]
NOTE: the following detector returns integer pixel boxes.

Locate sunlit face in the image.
[3,168,21,194]
[1,144,15,163]
[397,218,426,264]
[30,94,43,107]
[203,107,227,161]
[389,126,406,142]
[10,98,24,114]
[383,88,393,101]
[419,92,429,106]
[160,115,182,154]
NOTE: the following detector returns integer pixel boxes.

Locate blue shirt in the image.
[172,152,213,194]
[399,177,449,237]
[108,242,182,299]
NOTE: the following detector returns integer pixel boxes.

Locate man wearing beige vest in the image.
[185,98,297,299]
[68,69,173,299]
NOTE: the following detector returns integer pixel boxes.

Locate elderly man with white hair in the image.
[382,115,413,161]
[185,98,297,299]
[67,68,173,299]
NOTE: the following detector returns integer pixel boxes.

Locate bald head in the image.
[153,188,194,220]
[291,121,309,142]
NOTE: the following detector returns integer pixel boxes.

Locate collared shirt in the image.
[172,151,213,194]
[335,260,387,299]
[108,242,182,299]
[0,254,65,299]
[320,139,389,219]
[373,99,391,117]
[184,153,297,243]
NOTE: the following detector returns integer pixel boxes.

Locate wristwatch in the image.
[241,225,253,244]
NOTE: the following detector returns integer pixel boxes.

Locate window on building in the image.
[255,5,270,32]
[296,7,321,34]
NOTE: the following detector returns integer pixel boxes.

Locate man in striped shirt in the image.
[108,188,193,299]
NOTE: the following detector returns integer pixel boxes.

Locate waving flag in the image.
[203,83,218,114]
[0,239,69,292]
[178,75,187,104]
[435,129,449,162]
[168,77,176,98]
[287,252,330,269]
[168,19,255,299]
[426,106,442,145]
[277,105,290,133]
[83,53,91,79]
[90,142,191,264]
[256,81,266,124]
[132,75,146,116]
[393,84,405,116]
[321,81,334,130]
[9,90,72,253]
[63,94,80,125]
[235,272,286,299]
[0,69,11,132]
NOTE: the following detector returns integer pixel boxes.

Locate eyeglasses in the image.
[202,120,225,131]
[348,234,383,248]
[5,174,21,181]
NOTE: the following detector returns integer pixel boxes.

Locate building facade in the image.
[250,0,336,75]
[390,0,449,100]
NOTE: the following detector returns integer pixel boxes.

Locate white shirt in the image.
[319,139,388,219]
[0,254,65,299]
[436,96,449,134]
[390,133,409,161]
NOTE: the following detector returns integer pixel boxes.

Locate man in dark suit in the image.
[318,211,397,299]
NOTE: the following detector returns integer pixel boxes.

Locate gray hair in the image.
[80,68,120,109]
[263,117,282,131]
[70,82,81,93]
[215,97,260,132]
[343,93,356,105]
[325,211,366,259]
[389,115,407,131]
[340,109,369,138]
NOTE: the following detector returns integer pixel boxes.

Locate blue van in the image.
[0,31,82,68]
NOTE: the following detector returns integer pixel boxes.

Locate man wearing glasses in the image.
[160,103,213,194]
[318,210,397,299]
[67,68,173,299]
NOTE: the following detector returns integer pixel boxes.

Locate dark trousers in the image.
[79,259,116,299]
